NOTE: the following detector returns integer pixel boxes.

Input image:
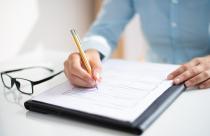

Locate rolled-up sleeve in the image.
[82,0,135,60]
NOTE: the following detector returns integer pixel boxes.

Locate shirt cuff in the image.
[82,35,111,61]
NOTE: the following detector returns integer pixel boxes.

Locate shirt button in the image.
[171,22,177,28]
[171,0,179,4]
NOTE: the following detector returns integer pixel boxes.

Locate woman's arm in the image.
[82,0,135,60]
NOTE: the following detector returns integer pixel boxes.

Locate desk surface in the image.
[1,50,210,136]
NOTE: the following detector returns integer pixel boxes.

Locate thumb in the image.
[93,67,102,81]
[85,49,102,81]
[91,59,102,81]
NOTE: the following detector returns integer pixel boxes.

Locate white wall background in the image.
[0,0,147,62]
[0,0,95,62]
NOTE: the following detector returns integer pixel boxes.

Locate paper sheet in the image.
[32,59,178,122]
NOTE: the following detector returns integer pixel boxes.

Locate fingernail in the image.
[199,85,205,89]
[95,72,100,80]
[174,78,180,84]
[167,74,173,80]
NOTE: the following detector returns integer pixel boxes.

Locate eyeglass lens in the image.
[1,74,12,88]
[15,78,33,94]
[2,74,33,94]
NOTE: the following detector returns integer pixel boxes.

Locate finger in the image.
[88,53,102,81]
[174,65,205,84]
[70,74,96,88]
[65,59,96,87]
[68,53,93,82]
[91,64,102,80]
[185,70,210,87]
[199,78,210,89]
[167,64,190,80]
[91,62,102,81]
[93,69,101,81]
[167,58,201,80]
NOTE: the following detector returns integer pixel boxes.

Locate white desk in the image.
[1,50,210,136]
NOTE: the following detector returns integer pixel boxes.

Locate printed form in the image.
[32,59,178,122]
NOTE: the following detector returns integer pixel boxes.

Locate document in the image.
[32,59,179,122]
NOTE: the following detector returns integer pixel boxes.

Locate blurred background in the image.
[0,0,149,62]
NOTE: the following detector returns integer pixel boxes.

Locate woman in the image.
[64,0,210,89]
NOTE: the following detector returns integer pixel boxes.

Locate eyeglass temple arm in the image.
[1,66,54,74]
[33,70,64,85]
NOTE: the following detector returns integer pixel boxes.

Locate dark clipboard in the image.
[24,84,186,135]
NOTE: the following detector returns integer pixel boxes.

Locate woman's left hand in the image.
[167,55,210,89]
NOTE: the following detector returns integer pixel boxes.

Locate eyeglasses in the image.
[1,66,63,95]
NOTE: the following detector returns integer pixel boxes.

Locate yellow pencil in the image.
[70,29,92,75]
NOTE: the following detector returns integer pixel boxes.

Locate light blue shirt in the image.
[83,0,210,64]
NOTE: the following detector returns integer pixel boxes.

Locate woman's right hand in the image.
[64,49,102,88]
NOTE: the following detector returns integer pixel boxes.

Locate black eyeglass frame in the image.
[0,66,63,95]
